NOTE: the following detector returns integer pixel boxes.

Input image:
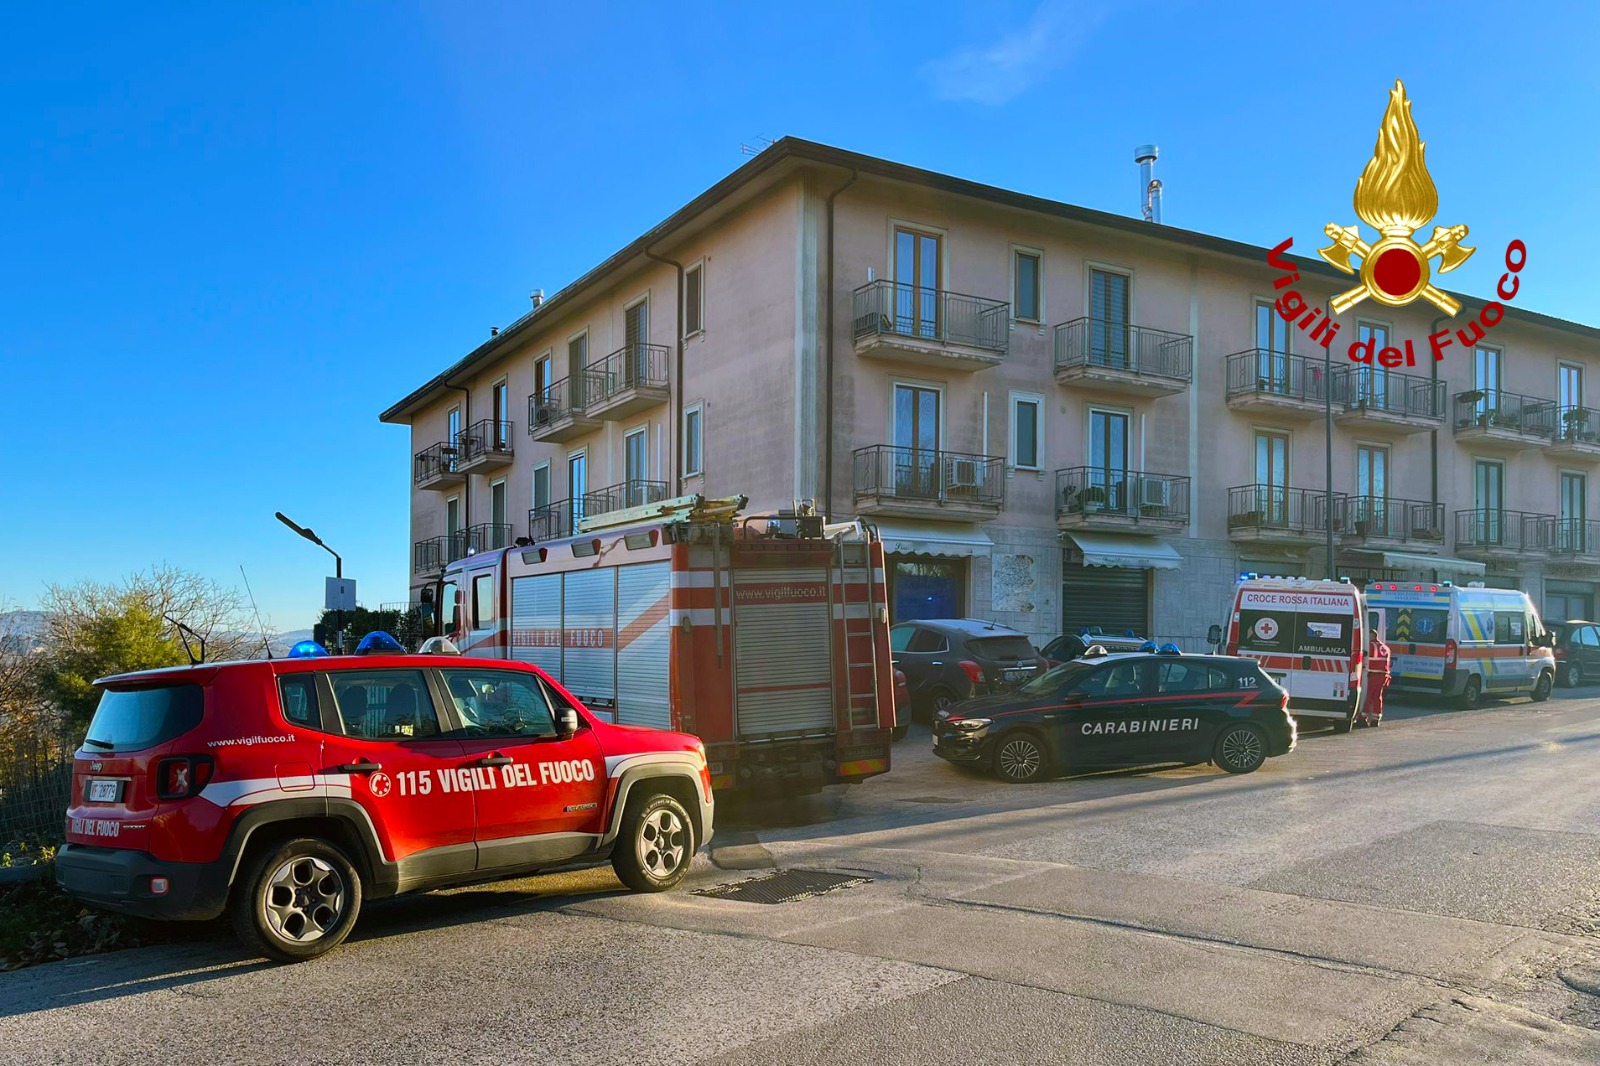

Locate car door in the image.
[436,665,607,871]
[892,625,950,703]
[319,668,476,882]
[1492,608,1529,691]
[1581,626,1600,679]
[1061,659,1154,767]
[1151,660,1230,762]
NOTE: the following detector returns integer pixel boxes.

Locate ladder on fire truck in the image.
[829,520,883,730]
[575,493,748,534]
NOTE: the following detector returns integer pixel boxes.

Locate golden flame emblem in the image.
[1318,81,1474,316]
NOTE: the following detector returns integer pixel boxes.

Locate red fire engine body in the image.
[425,497,895,794]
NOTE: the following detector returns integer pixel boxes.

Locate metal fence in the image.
[852,445,1005,507]
[0,721,73,850]
[1337,496,1445,542]
[530,500,575,541]
[583,479,669,518]
[1454,509,1556,550]
[1227,484,1342,533]
[1225,350,1330,403]
[1330,368,1447,419]
[583,343,670,403]
[1053,318,1192,381]
[1055,467,1191,521]
[529,375,590,428]
[1452,389,1558,439]
[461,418,514,463]
[851,280,1010,354]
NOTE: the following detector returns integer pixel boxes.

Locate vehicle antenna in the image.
[239,565,273,660]
[164,614,206,665]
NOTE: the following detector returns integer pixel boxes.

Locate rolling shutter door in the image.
[732,565,834,735]
[616,562,672,729]
[1062,557,1149,639]
[563,568,616,710]
[510,574,562,677]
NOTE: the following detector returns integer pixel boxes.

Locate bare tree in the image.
[42,564,259,664]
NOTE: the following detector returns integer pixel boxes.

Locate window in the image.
[1011,394,1042,470]
[906,627,948,653]
[84,685,203,750]
[1356,322,1389,406]
[1157,661,1223,694]
[278,676,321,728]
[1293,614,1350,656]
[490,480,507,545]
[440,669,557,738]
[1076,660,1149,698]
[1561,363,1584,425]
[1395,607,1449,645]
[1013,249,1041,322]
[446,496,461,547]
[684,405,703,477]
[1089,269,1130,366]
[1582,627,1600,648]
[893,384,941,452]
[448,406,461,447]
[1256,300,1290,387]
[684,262,704,336]
[567,334,588,381]
[569,451,588,523]
[1255,430,1289,522]
[532,463,550,511]
[492,381,509,446]
[1560,472,1587,551]
[1493,611,1526,646]
[1473,459,1504,544]
[889,624,915,652]
[1088,408,1129,508]
[328,670,440,740]
[624,427,648,506]
[440,580,460,635]
[1475,346,1501,416]
[1355,444,1389,533]
[894,227,942,338]
[473,573,495,629]
[534,354,552,402]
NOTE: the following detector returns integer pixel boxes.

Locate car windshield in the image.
[1018,660,1097,696]
[967,635,1036,660]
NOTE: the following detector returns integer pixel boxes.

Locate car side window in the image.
[1209,666,1239,690]
[906,628,948,654]
[441,669,557,739]
[328,670,441,740]
[1075,661,1147,699]
[277,675,321,728]
[1156,662,1210,694]
[889,625,915,652]
[1583,627,1600,647]
[1493,611,1525,645]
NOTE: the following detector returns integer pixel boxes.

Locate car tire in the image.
[1532,670,1554,703]
[924,687,957,718]
[1563,662,1582,688]
[1214,723,1267,774]
[891,723,910,742]
[993,730,1051,784]
[1459,674,1482,710]
[231,837,363,963]
[611,791,695,893]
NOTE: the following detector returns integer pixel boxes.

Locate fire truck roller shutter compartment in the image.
[733,565,835,735]
[511,573,562,678]
[563,568,617,712]
[616,562,672,729]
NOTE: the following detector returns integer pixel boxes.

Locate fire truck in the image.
[417,495,895,795]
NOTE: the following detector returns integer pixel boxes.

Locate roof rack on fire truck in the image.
[570,493,749,535]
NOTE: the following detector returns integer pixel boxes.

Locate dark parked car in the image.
[931,649,1295,783]
[889,619,1047,719]
[1551,619,1600,687]
[1040,628,1153,665]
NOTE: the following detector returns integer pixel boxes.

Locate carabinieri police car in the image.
[931,644,1295,783]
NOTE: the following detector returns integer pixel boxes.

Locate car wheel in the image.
[892,723,910,742]
[1214,723,1267,774]
[926,688,956,716]
[231,837,362,963]
[1532,670,1554,703]
[993,731,1050,784]
[1459,674,1482,710]
[611,792,694,893]
[1563,662,1582,688]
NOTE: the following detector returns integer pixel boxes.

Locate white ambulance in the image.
[1364,582,1555,707]
[1222,577,1368,733]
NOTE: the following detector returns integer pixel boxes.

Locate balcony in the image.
[1055,467,1190,533]
[458,418,514,473]
[414,441,465,489]
[1227,485,1343,545]
[457,523,513,557]
[1451,390,1556,450]
[1551,519,1600,566]
[1337,496,1446,551]
[851,280,1008,371]
[529,377,600,443]
[529,500,575,542]
[1547,406,1600,460]
[853,445,1005,521]
[1052,319,1192,397]
[582,343,671,420]
[582,479,670,522]
[1454,509,1555,560]
[413,536,447,575]
[1224,351,1330,421]
[1330,368,1447,434]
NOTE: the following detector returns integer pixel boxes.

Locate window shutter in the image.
[685,266,703,335]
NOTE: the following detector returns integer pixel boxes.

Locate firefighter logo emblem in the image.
[368,772,392,798]
[1253,616,1280,642]
[1317,80,1474,317]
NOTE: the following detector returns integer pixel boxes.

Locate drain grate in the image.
[694,869,872,905]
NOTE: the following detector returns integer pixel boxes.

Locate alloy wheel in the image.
[1220,727,1264,771]
[638,806,688,879]
[263,856,346,944]
[997,737,1043,781]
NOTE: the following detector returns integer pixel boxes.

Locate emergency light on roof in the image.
[355,631,405,655]
[288,640,329,658]
[418,636,461,655]
[1083,644,1109,658]
[1159,643,1182,655]
[1139,641,1159,653]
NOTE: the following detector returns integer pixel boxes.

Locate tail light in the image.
[155,755,215,800]
[957,660,985,685]
[1350,644,1363,684]
[1444,639,1458,667]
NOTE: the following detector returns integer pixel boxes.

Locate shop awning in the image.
[1064,531,1183,570]
[1346,549,1486,577]
[871,519,993,558]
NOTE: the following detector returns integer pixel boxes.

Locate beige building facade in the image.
[381,138,1600,648]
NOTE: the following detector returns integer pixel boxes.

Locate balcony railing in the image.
[413,440,463,484]
[583,479,670,519]
[1330,368,1447,420]
[529,500,575,542]
[413,536,447,574]
[1052,319,1192,382]
[1452,389,1557,438]
[1337,496,1445,542]
[1225,350,1329,403]
[455,523,513,557]
[853,445,1005,507]
[851,280,1009,354]
[1455,509,1556,551]
[1555,405,1600,445]
[1055,467,1191,522]
[529,376,590,429]
[583,343,670,404]
[1227,484,1342,534]
[1553,518,1600,557]
[460,418,514,464]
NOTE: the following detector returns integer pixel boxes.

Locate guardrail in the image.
[1225,350,1330,403]
[1452,389,1557,438]
[1455,509,1556,550]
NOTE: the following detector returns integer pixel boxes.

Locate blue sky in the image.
[2,1,1595,631]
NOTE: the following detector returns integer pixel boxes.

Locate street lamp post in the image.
[1325,328,1335,580]
[275,511,345,650]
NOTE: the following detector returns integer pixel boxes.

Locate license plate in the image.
[1004,669,1030,683]
[932,733,941,748]
[87,778,122,803]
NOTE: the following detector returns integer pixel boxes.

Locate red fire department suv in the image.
[56,650,713,961]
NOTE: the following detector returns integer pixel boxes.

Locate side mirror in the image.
[1207,624,1222,646]
[555,707,580,738]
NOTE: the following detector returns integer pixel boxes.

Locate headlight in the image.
[951,718,990,731]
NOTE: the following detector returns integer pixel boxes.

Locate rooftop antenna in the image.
[239,565,273,660]
[740,137,775,157]
[1135,144,1162,223]
[164,614,206,666]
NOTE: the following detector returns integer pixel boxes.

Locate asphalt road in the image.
[3,690,1599,1065]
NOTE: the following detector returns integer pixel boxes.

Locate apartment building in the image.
[381,138,1600,647]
